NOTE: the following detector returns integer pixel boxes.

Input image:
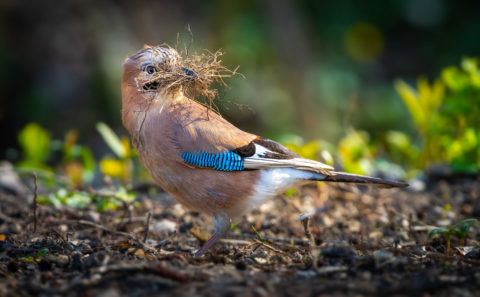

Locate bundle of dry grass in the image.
[136,44,240,106]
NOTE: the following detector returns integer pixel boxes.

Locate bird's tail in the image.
[318,171,409,188]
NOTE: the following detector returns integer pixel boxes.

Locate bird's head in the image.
[122,44,238,104]
[122,45,199,102]
[121,44,238,136]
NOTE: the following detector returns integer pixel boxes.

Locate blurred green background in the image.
[1,0,480,178]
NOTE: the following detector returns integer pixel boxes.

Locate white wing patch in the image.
[244,143,334,171]
[253,143,272,157]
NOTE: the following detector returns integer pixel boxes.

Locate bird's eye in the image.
[145,65,157,74]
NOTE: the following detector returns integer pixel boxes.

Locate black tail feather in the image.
[320,171,409,188]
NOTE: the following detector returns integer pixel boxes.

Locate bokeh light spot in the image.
[344,23,384,62]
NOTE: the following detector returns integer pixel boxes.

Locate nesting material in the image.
[136,44,240,105]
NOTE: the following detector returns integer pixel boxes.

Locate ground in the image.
[0,173,479,297]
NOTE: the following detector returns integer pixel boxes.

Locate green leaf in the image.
[18,123,51,166]
[464,128,478,150]
[461,57,480,87]
[430,79,445,110]
[96,122,125,158]
[437,218,480,240]
[461,57,478,73]
[286,141,320,160]
[394,79,425,129]
[65,191,92,208]
[443,204,451,211]
[91,187,135,211]
[19,256,34,262]
[230,223,239,231]
[428,227,447,238]
[442,66,469,91]
[320,150,334,166]
[251,225,265,242]
[417,77,431,112]
[111,187,136,203]
[37,195,52,205]
[95,197,119,211]
[416,77,445,113]
[37,248,49,257]
[386,131,411,150]
[458,225,471,237]
[338,129,374,174]
[394,57,480,173]
[80,147,95,182]
[451,218,479,230]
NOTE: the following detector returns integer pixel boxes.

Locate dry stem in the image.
[143,211,152,243]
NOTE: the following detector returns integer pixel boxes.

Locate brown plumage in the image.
[121,45,408,256]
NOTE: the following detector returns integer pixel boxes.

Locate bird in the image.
[121,45,408,256]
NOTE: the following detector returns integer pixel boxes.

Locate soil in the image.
[1,174,479,297]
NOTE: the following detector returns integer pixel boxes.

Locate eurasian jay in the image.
[121,45,408,256]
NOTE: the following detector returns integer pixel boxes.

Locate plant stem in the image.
[446,240,450,256]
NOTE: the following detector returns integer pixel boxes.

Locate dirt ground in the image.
[0,172,479,297]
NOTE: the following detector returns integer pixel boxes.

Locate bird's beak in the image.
[182,67,199,80]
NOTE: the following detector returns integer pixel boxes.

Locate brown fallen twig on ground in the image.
[254,239,285,254]
[238,238,284,254]
[239,241,258,252]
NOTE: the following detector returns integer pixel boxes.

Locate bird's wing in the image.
[169,99,257,168]
[240,138,334,171]
[170,98,333,172]
[166,99,408,188]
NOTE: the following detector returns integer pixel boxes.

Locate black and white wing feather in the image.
[239,137,334,171]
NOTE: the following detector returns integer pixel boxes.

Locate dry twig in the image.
[239,241,258,252]
[253,239,284,254]
[301,216,313,244]
[143,211,152,243]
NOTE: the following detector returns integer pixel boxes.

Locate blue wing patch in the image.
[181,151,244,171]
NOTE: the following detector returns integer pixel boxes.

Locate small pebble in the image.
[153,219,177,233]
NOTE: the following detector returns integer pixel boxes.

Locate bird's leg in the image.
[194,214,231,257]
[194,232,222,257]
